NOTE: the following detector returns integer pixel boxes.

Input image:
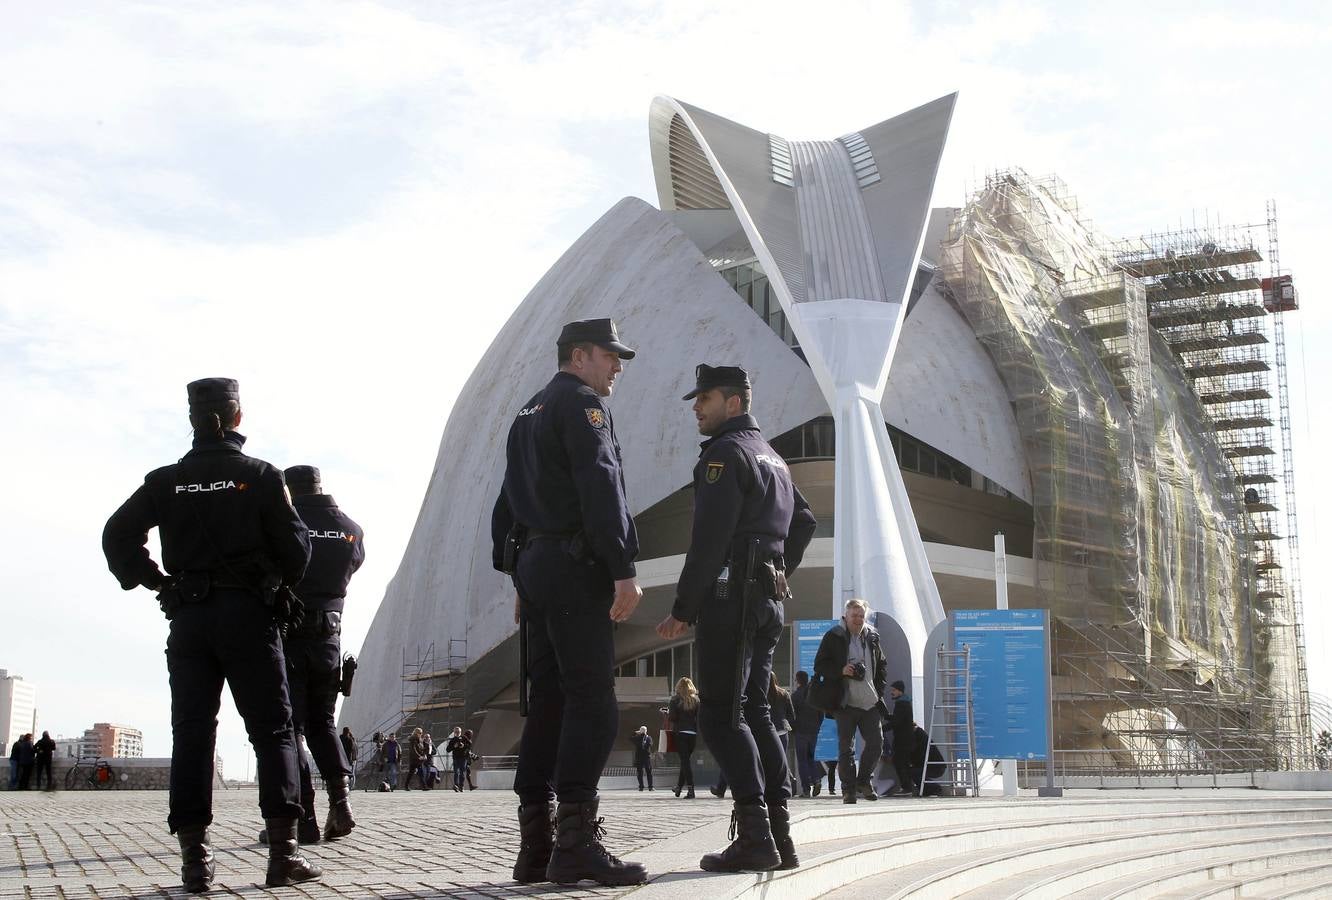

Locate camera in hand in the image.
[851,661,867,681]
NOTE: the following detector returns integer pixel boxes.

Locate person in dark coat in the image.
[101,377,318,892]
[491,318,646,886]
[340,728,358,786]
[462,729,479,790]
[34,732,56,790]
[382,734,400,790]
[909,724,945,797]
[655,364,817,873]
[445,727,468,792]
[790,671,822,798]
[279,465,364,840]
[631,727,654,791]
[405,728,429,790]
[768,674,798,798]
[15,735,35,790]
[811,599,888,805]
[887,681,916,796]
[667,677,700,798]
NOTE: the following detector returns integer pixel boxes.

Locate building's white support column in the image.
[791,298,945,689]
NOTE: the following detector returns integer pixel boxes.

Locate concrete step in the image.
[783,804,1332,900]
[1145,856,1332,899]
[1264,869,1332,899]
[790,797,1332,847]
[903,823,1332,900]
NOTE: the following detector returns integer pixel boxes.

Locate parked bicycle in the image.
[65,756,116,790]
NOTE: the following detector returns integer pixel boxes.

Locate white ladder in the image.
[921,645,979,796]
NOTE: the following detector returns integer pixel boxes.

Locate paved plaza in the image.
[0,787,735,899]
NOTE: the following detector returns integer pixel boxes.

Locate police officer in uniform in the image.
[255,466,363,845]
[656,365,817,873]
[101,378,322,892]
[491,319,648,887]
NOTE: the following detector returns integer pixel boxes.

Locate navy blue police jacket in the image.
[292,494,365,614]
[672,414,817,624]
[102,432,311,591]
[491,372,638,580]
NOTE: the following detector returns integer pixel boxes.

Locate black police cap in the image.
[557,318,636,359]
[284,465,321,489]
[186,377,239,408]
[682,363,751,401]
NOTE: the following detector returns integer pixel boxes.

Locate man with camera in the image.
[810,599,888,804]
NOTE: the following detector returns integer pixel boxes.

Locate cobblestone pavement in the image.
[0,788,731,899]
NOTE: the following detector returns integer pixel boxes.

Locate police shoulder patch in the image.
[705,461,725,484]
[585,407,605,428]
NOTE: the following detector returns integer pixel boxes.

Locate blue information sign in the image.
[794,619,840,761]
[951,609,1051,761]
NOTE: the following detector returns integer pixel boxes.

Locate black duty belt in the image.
[525,529,577,543]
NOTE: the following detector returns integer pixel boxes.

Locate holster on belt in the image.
[291,609,341,639]
[501,523,527,575]
[156,571,211,620]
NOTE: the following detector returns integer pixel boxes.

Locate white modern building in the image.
[342,97,1306,773]
[0,670,37,750]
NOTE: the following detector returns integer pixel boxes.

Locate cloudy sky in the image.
[3,0,1330,777]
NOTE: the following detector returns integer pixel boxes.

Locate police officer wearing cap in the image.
[491,318,648,887]
[101,378,323,893]
[255,466,364,846]
[657,364,817,874]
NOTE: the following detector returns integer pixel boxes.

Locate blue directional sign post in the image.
[951,609,1053,774]
[794,619,840,761]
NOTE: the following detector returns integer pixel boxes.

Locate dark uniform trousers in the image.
[512,539,619,806]
[695,592,790,805]
[165,588,302,832]
[284,624,350,819]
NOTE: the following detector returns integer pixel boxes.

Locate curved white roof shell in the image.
[341,98,1028,738]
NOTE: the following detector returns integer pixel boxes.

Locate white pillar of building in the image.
[791,298,945,694]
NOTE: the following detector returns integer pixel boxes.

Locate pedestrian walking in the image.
[668,677,700,798]
[463,729,479,790]
[382,734,400,790]
[340,728,358,787]
[811,599,888,805]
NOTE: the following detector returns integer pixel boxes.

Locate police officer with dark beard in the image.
[101,378,322,893]
[657,365,817,874]
[256,465,364,846]
[491,319,647,887]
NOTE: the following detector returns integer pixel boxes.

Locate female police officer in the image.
[102,378,321,893]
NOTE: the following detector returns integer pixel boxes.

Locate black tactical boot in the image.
[257,817,320,846]
[263,818,324,888]
[699,800,781,873]
[512,801,555,883]
[768,797,799,870]
[545,798,648,886]
[176,824,215,894]
[323,775,356,841]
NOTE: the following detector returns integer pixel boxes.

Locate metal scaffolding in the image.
[400,639,468,738]
[939,170,1309,773]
